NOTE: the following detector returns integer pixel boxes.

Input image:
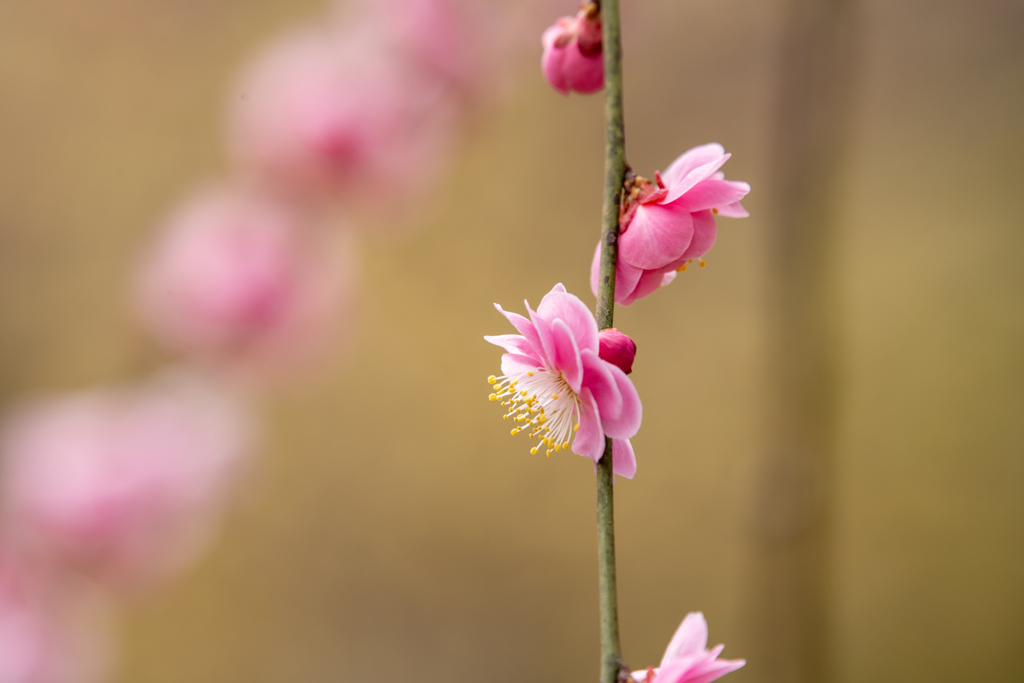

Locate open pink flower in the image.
[590,144,750,305]
[631,612,745,683]
[0,554,112,683]
[542,3,603,95]
[485,284,641,479]
[134,183,354,379]
[0,371,255,591]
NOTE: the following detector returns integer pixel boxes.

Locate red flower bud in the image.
[598,328,636,375]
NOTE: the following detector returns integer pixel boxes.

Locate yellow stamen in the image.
[488,375,497,384]
[712,208,719,214]
[699,259,706,268]
[488,394,498,401]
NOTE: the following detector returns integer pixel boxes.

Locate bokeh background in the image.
[0,1,1021,682]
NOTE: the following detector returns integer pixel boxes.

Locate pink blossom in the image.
[340,0,490,95]
[598,329,636,375]
[590,144,750,305]
[631,612,745,683]
[485,284,641,479]
[542,3,604,95]
[226,27,456,206]
[134,184,354,379]
[0,371,255,591]
[0,554,112,683]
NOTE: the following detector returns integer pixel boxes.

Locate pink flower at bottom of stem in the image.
[631,612,745,683]
[590,144,750,306]
[484,284,641,479]
[0,370,256,592]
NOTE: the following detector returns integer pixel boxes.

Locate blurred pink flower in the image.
[134,184,354,378]
[631,612,745,683]
[0,554,112,683]
[340,0,489,94]
[541,3,603,95]
[0,371,255,591]
[590,144,750,305]
[226,26,457,207]
[485,284,641,479]
[598,328,636,375]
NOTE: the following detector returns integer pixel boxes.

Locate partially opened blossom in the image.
[0,554,112,683]
[631,612,745,683]
[485,284,641,479]
[542,3,604,95]
[590,144,750,305]
[134,183,354,379]
[227,26,456,207]
[0,371,255,591]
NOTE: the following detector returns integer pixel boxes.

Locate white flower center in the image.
[488,367,581,457]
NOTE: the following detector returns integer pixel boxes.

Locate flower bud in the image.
[541,3,603,95]
[598,328,636,375]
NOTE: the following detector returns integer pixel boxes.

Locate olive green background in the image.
[0,1,1021,681]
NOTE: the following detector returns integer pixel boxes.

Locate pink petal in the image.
[528,305,557,370]
[675,179,750,214]
[661,271,678,288]
[659,144,724,191]
[580,349,623,421]
[683,658,746,683]
[619,203,695,270]
[549,319,583,393]
[572,388,605,462]
[500,353,541,377]
[483,334,533,356]
[591,241,644,303]
[612,438,636,479]
[541,26,570,95]
[663,152,732,204]
[620,269,669,306]
[653,658,702,683]
[494,304,543,358]
[661,613,709,666]
[677,210,718,261]
[563,44,604,93]
[537,286,599,354]
[715,201,749,218]
[598,364,641,439]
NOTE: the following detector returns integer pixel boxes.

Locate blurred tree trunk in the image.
[741,1,860,681]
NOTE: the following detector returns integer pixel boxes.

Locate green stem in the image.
[595,2,627,683]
